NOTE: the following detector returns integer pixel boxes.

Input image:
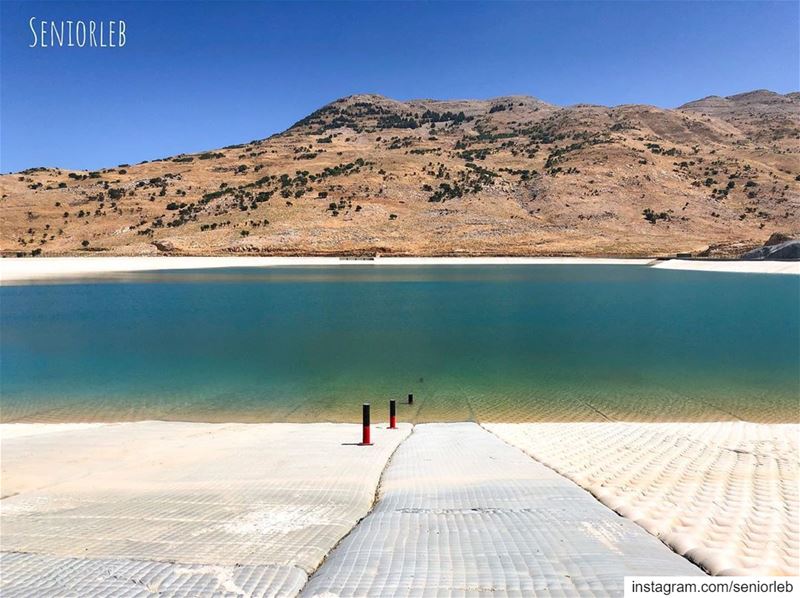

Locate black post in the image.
[361,403,371,445]
[408,393,414,405]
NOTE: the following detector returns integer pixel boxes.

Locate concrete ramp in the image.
[302,423,703,597]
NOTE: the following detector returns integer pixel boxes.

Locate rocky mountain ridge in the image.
[2,90,798,257]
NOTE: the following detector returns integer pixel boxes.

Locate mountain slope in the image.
[2,91,798,257]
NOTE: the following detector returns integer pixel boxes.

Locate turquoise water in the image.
[1,265,797,423]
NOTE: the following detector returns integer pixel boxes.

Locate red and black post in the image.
[361,403,372,445]
[389,399,397,429]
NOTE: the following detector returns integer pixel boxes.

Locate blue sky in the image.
[2,1,798,172]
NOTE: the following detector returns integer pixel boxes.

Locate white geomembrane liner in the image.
[486,422,800,577]
[0,421,411,596]
[0,552,308,597]
[0,256,655,283]
[301,423,703,598]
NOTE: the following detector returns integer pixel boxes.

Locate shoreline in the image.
[1,420,703,596]
[2,419,795,592]
[1,255,797,283]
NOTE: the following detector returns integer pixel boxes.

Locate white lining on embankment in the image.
[0,421,411,597]
[2,420,797,595]
[1,255,797,283]
[485,421,800,578]
[301,422,703,597]
[651,259,799,275]
[1,420,705,597]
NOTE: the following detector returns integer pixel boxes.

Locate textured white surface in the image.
[0,422,107,440]
[487,422,800,576]
[3,256,793,284]
[0,552,307,597]
[302,423,702,597]
[651,259,799,275]
[0,421,410,595]
[0,256,652,283]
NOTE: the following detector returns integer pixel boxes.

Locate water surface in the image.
[1,265,797,423]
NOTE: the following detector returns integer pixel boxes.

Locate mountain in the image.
[2,90,798,257]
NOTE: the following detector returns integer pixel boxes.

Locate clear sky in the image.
[2,1,798,173]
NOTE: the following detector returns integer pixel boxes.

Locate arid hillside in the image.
[2,90,798,257]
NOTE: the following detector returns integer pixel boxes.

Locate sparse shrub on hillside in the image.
[643,208,669,224]
[420,110,469,124]
[459,148,490,161]
[489,104,509,113]
[377,115,419,129]
[428,182,464,202]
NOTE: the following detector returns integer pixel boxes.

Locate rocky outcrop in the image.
[742,239,800,260]
[152,240,176,253]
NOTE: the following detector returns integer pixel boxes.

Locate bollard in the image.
[389,399,397,429]
[361,403,372,445]
[408,393,414,405]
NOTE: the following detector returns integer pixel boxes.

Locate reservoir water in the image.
[1,265,797,423]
